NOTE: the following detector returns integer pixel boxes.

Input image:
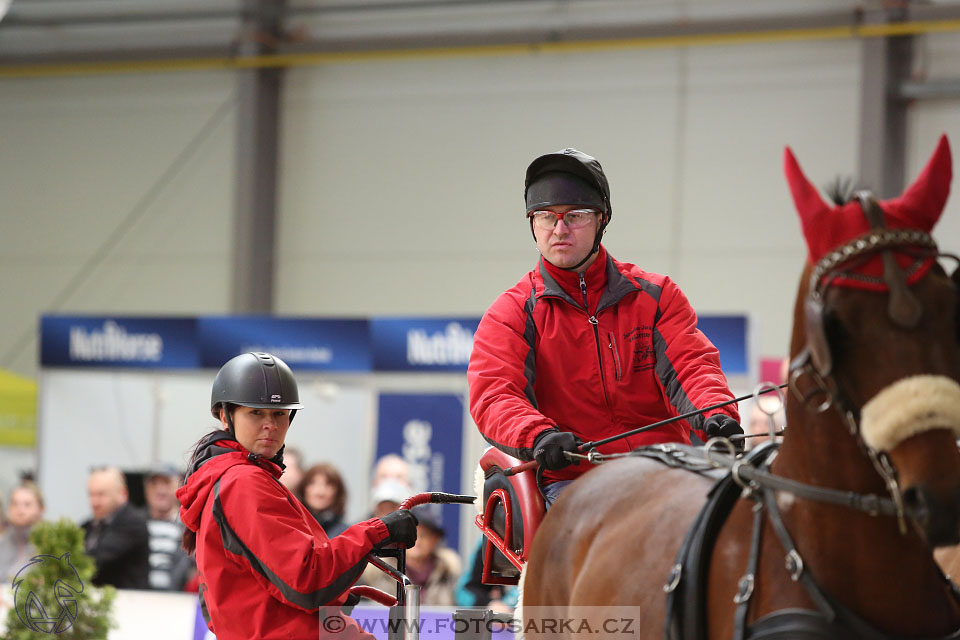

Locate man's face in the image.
[373,458,408,487]
[532,205,601,270]
[88,471,127,521]
[144,475,179,517]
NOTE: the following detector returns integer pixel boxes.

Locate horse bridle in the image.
[789,189,960,408]
[789,191,960,532]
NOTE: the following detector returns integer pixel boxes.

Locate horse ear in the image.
[784,147,831,259]
[784,147,830,217]
[886,134,952,232]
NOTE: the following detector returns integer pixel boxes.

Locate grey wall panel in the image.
[274,38,861,364]
[0,72,236,377]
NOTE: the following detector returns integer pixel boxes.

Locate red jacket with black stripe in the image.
[467,245,739,484]
[177,436,388,639]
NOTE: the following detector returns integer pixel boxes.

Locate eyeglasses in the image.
[527,209,600,230]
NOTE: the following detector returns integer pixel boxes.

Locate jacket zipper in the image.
[608,331,622,381]
[580,273,611,407]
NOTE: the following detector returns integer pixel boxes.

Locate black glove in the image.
[703,414,744,451]
[377,509,419,548]
[533,429,582,470]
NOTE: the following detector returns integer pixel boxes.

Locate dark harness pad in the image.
[747,609,852,640]
[664,443,779,640]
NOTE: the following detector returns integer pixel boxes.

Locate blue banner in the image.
[698,315,748,375]
[370,318,480,372]
[40,314,747,376]
[375,394,465,549]
[40,316,198,369]
[198,316,371,371]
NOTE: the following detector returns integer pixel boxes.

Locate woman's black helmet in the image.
[210,352,304,423]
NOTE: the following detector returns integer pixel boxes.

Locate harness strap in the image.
[595,444,900,518]
[761,487,837,621]
[733,501,765,640]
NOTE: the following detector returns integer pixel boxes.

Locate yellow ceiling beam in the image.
[2,18,959,79]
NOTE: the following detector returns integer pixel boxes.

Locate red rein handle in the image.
[503,460,538,476]
[398,491,476,510]
[347,585,397,607]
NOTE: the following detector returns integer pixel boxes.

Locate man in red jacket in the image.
[467,148,742,506]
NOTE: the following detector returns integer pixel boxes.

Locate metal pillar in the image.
[231,0,285,313]
[857,7,913,199]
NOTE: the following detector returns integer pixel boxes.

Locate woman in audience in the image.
[0,482,45,582]
[299,463,349,537]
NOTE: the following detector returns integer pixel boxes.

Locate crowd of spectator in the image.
[0,452,514,615]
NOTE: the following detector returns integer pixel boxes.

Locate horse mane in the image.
[823,175,862,206]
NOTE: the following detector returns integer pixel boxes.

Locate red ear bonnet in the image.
[784,135,952,289]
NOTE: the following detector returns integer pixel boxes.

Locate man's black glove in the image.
[533,429,582,470]
[703,414,745,451]
[377,509,419,548]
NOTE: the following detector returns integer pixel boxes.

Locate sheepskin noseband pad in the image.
[861,375,960,452]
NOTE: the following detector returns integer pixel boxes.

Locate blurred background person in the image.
[361,506,460,606]
[369,478,411,519]
[298,462,349,538]
[279,446,306,502]
[82,466,150,589]
[455,538,518,614]
[371,454,409,490]
[0,482,45,583]
[143,463,194,591]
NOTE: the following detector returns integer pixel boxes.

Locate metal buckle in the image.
[785,549,804,581]
[733,574,755,604]
[663,564,682,593]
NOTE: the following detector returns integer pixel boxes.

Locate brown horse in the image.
[522,136,960,639]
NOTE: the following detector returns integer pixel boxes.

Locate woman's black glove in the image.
[341,590,362,615]
[377,509,419,548]
[703,414,744,451]
[533,429,582,470]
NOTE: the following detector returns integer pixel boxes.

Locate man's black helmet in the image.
[210,352,304,421]
[524,148,612,217]
[523,148,612,271]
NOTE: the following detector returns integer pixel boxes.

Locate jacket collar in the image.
[538,246,640,313]
[177,432,284,533]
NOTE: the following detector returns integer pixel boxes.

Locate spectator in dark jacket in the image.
[81,466,150,589]
[143,463,195,590]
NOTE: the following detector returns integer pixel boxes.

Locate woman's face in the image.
[7,488,43,528]
[224,406,291,458]
[304,475,336,513]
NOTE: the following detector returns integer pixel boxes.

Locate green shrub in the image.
[4,518,115,639]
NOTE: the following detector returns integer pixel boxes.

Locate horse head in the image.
[785,135,960,546]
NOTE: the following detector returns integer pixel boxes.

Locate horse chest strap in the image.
[733,501,765,640]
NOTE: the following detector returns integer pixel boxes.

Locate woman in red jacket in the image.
[178,352,418,639]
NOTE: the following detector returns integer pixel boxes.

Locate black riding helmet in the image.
[210,352,304,430]
[524,148,613,271]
